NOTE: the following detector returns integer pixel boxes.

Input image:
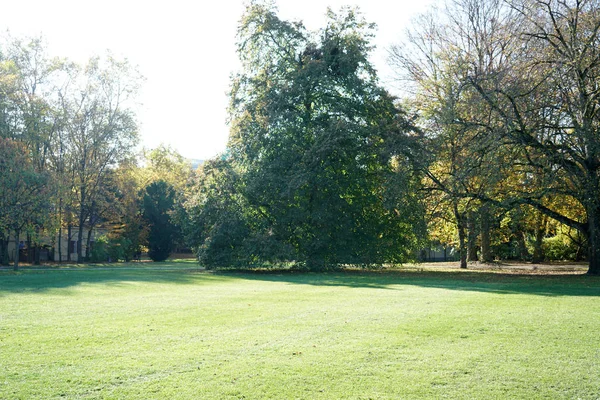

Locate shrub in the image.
[542,234,579,261]
[90,235,133,263]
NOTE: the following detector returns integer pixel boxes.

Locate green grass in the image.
[1,262,599,399]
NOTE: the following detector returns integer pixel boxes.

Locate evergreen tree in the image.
[143,180,176,262]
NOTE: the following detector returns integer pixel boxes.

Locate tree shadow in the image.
[1,265,598,298]
[0,266,222,296]
[215,268,600,297]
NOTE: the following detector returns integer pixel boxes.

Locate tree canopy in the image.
[185,2,425,270]
[390,0,600,274]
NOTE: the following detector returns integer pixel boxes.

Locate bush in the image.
[542,234,579,261]
[90,235,133,263]
[90,236,109,263]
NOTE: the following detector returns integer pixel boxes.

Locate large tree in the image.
[61,55,141,263]
[0,36,65,264]
[390,3,512,267]
[392,0,600,274]
[197,2,425,270]
[0,138,49,270]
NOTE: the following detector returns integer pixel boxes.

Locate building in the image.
[3,226,107,263]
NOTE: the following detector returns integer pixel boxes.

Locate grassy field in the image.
[1,261,599,399]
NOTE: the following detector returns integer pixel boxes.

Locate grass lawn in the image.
[1,261,599,399]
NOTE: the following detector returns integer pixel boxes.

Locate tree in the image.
[143,180,177,262]
[108,162,148,261]
[0,35,144,265]
[0,138,49,270]
[389,3,511,268]
[13,41,67,264]
[460,0,600,274]
[184,157,256,269]
[392,0,600,274]
[61,55,141,263]
[141,144,194,191]
[206,2,424,270]
[0,36,63,265]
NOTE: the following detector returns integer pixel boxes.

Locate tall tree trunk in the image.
[453,202,467,269]
[77,224,84,264]
[34,245,41,265]
[586,203,600,276]
[67,225,72,262]
[26,233,33,264]
[480,205,492,263]
[0,231,8,265]
[532,213,546,263]
[86,227,93,261]
[467,210,478,261]
[77,186,85,263]
[58,225,63,263]
[33,228,41,265]
[516,231,529,260]
[13,229,20,271]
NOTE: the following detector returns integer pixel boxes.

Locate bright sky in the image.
[1,0,432,160]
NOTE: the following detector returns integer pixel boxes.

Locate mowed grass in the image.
[1,262,599,399]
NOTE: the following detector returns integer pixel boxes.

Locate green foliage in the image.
[0,138,51,268]
[188,3,425,270]
[0,35,143,265]
[89,235,109,262]
[542,235,581,262]
[143,180,177,262]
[89,234,133,263]
[184,158,270,269]
[142,144,194,191]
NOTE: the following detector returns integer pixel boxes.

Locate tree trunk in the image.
[26,233,33,264]
[453,202,467,269]
[57,198,63,263]
[67,225,72,262]
[77,223,84,264]
[467,210,478,261]
[0,231,8,266]
[532,228,545,263]
[517,231,529,260]
[33,228,41,265]
[532,213,545,263]
[58,225,63,263]
[480,205,492,263]
[86,227,93,261]
[587,203,600,276]
[77,186,85,263]
[35,246,40,265]
[13,229,20,271]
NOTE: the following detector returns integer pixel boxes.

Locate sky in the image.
[1,0,433,161]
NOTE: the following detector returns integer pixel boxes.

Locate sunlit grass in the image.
[1,263,599,399]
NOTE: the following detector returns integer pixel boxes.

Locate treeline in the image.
[189,0,600,274]
[1,0,599,275]
[186,0,599,274]
[389,0,600,273]
[0,36,193,269]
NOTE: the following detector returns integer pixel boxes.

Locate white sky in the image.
[1,0,432,160]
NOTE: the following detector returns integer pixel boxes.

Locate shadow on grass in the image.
[1,263,598,298]
[215,269,600,297]
[0,262,223,296]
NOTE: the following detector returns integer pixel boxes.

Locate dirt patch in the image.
[405,261,589,275]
